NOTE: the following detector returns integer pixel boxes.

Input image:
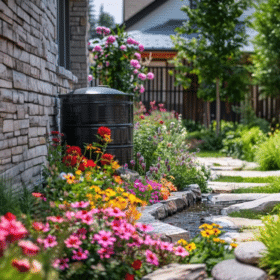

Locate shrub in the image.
[257,214,280,277]
[255,130,280,170]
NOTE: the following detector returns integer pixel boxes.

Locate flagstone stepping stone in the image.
[212,259,267,280]
[207,193,270,206]
[234,241,267,265]
[208,182,269,193]
[222,193,280,215]
[212,170,280,178]
[142,263,207,280]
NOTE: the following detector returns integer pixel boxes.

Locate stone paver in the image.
[234,241,267,265]
[142,263,207,280]
[212,259,267,280]
[208,182,269,193]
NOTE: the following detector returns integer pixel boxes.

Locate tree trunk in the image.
[216,77,220,136]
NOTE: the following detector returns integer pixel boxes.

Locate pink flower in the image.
[65,211,75,221]
[12,259,30,272]
[81,214,94,225]
[174,246,189,257]
[93,230,116,248]
[43,235,58,249]
[127,37,138,45]
[115,227,131,240]
[75,228,87,240]
[31,260,42,273]
[133,69,138,74]
[106,61,110,67]
[135,223,153,232]
[75,210,89,219]
[64,235,82,249]
[139,85,145,93]
[143,235,156,246]
[138,73,146,81]
[71,201,90,209]
[96,26,111,35]
[105,207,125,218]
[52,258,69,270]
[134,53,141,60]
[106,35,116,44]
[139,44,144,52]
[0,230,7,256]
[130,59,139,68]
[160,241,174,252]
[72,248,89,261]
[47,216,64,223]
[18,240,40,256]
[120,45,127,51]
[145,250,159,266]
[97,247,114,259]
[93,45,102,52]
[135,63,141,69]
[147,72,154,80]
[88,75,93,82]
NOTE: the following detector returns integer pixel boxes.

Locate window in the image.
[57,0,70,69]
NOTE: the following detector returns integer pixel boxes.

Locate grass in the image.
[232,185,280,194]
[228,204,280,220]
[195,150,227,158]
[213,163,222,167]
[213,176,280,184]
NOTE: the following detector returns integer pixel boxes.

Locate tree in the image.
[98,4,115,30]
[88,0,97,38]
[250,0,280,98]
[170,0,252,134]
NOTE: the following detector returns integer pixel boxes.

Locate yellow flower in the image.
[112,161,120,170]
[85,172,92,181]
[213,228,221,236]
[104,134,113,143]
[90,185,102,193]
[113,175,123,184]
[206,225,213,230]
[230,243,238,248]
[94,194,102,200]
[177,239,188,246]
[105,189,116,197]
[75,170,82,176]
[185,242,196,251]
[201,229,214,238]
[219,239,225,244]
[147,184,153,191]
[86,144,95,150]
[199,224,209,229]
[213,238,221,243]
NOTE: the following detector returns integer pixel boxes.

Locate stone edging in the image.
[137,184,202,243]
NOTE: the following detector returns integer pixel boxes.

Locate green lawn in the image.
[213,176,280,184]
[195,150,226,158]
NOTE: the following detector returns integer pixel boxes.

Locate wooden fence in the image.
[90,66,280,124]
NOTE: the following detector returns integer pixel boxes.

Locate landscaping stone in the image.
[211,259,267,280]
[142,263,207,280]
[207,193,270,206]
[234,241,267,265]
[116,167,140,182]
[208,182,269,193]
[221,193,280,215]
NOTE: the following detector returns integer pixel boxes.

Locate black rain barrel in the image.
[59,86,133,166]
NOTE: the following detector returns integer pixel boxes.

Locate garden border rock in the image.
[137,184,202,243]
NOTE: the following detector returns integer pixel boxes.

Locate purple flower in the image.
[120,45,127,51]
[130,59,139,68]
[157,163,160,169]
[124,163,128,169]
[133,69,138,74]
[135,63,141,69]
[93,45,102,52]
[147,72,154,80]
[139,156,144,163]
[165,159,169,166]
[139,85,145,93]
[105,61,110,67]
[106,35,116,44]
[167,165,171,172]
[130,160,135,166]
[154,167,158,174]
[138,73,147,81]
[136,152,141,158]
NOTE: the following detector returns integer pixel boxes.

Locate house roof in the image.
[121,0,170,30]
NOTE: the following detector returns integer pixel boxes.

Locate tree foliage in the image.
[170,0,252,103]
[88,0,97,39]
[98,4,115,30]
[249,0,280,97]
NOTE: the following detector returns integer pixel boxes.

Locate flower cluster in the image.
[90,25,154,96]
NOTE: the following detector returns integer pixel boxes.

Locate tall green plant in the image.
[170,0,252,135]
[249,0,280,98]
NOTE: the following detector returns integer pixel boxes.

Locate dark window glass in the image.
[57,0,70,69]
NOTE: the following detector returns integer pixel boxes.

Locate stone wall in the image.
[0,0,88,189]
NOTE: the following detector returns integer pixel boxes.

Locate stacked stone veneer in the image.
[0,0,89,189]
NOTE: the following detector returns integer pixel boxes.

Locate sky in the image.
[93,0,123,25]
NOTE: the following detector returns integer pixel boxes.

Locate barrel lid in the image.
[62,86,133,96]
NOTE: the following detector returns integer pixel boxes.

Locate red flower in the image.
[159,120,164,124]
[52,138,60,143]
[97,127,111,138]
[132,260,142,270]
[66,146,82,156]
[51,131,60,135]
[100,153,114,165]
[4,212,16,221]
[140,115,145,119]
[125,273,134,280]
[86,159,96,168]
[12,259,30,272]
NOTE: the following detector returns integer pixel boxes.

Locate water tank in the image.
[59,86,133,166]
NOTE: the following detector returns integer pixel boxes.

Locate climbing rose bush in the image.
[90,25,154,96]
